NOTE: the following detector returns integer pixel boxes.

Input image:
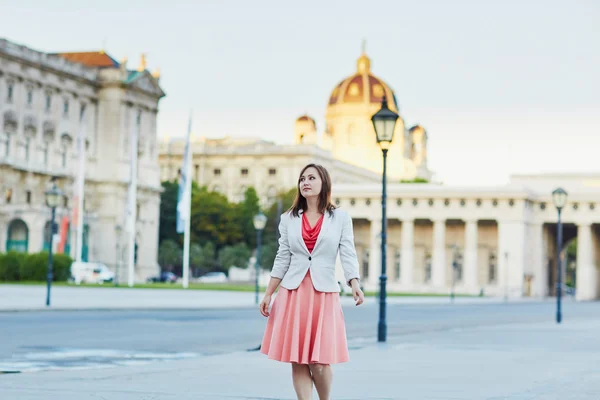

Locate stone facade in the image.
[0,38,165,283]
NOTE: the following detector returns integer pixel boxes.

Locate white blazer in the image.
[269,208,360,293]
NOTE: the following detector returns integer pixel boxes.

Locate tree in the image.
[236,187,261,249]
[190,241,219,277]
[259,188,297,270]
[159,181,179,245]
[218,243,252,270]
[158,240,182,272]
[190,187,243,248]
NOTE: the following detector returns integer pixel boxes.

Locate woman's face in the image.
[299,167,322,199]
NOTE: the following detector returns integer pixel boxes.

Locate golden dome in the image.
[328,51,398,111]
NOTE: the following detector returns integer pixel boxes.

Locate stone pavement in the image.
[0,316,598,399]
[0,284,537,312]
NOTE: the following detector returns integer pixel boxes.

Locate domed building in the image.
[314,51,429,181]
[158,49,600,301]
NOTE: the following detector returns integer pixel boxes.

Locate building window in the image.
[397,199,402,206]
[63,196,69,208]
[476,199,482,207]
[213,168,221,176]
[26,191,32,204]
[26,89,33,106]
[508,199,515,207]
[7,83,14,102]
[269,168,276,176]
[488,251,497,283]
[5,188,12,204]
[241,168,248,176]
[45,93,52,111]
[428,199,434,207]
[194,164,200,181]
[412,199,418,206]
[492,199,498,207]
[63,99,69,117]
[362,249,369,280]
[350,199,355,206]
[3,134,10,156]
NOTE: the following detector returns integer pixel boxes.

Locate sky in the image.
[2,0,598,185]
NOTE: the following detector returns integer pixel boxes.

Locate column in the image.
[464,219,478,291]
[431,219,446,287]
[368,218,381,286]
[400,219,414,287]
[531,223,546,297]
[576,223,597,301]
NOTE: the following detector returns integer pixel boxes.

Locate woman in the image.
[260,163,365,400]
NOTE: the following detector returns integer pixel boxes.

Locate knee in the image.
[309,363,329,375]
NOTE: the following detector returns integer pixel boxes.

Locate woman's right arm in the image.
[260,215,290,317]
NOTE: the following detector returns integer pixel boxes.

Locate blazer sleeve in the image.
[339,211,360,287]
[270,214,291,279]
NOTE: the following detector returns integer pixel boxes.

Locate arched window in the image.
[6,219,29,252]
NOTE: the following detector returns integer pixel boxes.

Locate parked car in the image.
[197,272,228,283]
[147,272,178,283]
[70,262,115,284]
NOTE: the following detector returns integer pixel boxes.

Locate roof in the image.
[53,51,120,68]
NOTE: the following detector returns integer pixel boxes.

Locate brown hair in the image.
[287,163,336,217]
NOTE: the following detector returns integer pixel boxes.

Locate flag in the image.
[176,114,193,234]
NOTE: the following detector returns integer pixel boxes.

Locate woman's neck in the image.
[305,197,320,214]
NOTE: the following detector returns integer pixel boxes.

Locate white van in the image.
[70,262,115,285]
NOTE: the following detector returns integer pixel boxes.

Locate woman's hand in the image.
[259,294,272,317]
[350,280,364,306]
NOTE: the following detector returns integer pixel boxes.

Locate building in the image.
[159,50,600,300]
[0,38,165,282]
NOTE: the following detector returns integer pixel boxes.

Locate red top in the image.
[302,213,324,253]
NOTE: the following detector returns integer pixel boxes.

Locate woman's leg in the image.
[308,363,332,400]
[291,362,314,400]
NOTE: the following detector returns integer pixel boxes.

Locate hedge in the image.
[0,251,73,282]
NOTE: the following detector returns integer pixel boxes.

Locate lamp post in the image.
[253,211,268,305]
[371,96,399,343]
[44,182,63,307]
[552,187,568,324]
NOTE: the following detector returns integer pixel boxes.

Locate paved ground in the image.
[0,292,598,399]
[0,316,599,399]
[0,284,540,312]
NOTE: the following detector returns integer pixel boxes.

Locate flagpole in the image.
[127,110,140,287]
[182,113,193,289]
[75,105,86,263]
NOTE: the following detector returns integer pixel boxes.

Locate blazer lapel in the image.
[311,211,331,254]
[296,210,310,255]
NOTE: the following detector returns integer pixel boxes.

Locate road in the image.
[0,299,598,372]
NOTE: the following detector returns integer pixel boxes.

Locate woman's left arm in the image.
[339,212,361,287]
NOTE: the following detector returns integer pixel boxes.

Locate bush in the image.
[0,251,27,281]
[16,252,73,282]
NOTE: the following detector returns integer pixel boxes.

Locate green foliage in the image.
[0,251,72,282]
[158,240,182,271]
[400,177,429,183]
[159,180,180,245]
[190,187,243,248]
[190,242,219,277]
[236,187,261,249]
[0,251,26,281]
[158,182,297,276]
[218,243,252,270]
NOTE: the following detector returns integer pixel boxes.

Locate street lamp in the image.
[253,211,268,305]
[552,187,568,324]
[371,96,399,342]
[44,181,63,307]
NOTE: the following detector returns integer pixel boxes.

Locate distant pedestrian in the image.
[259,163,364,400]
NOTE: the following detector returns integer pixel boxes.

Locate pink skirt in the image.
[260,270,350,365]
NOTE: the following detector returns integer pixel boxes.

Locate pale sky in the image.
[3,0,598,185]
